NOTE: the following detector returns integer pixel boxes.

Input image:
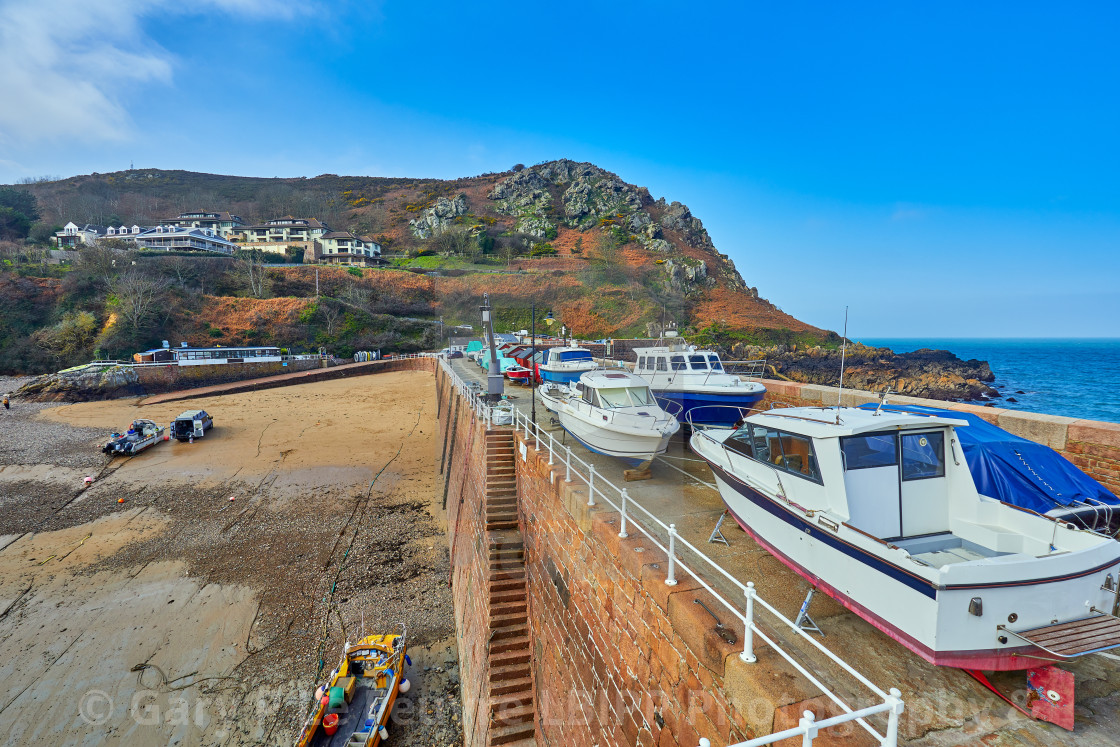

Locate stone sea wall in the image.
[436,366,496,747]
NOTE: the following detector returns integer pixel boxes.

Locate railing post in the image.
[740,581,756,663]
[799,711,817,746]
[547,431,555,466]
[564,446,572,483]
[883,688,904,747]
[698,740,711,747]
[587,463,597,506]
[619,489,630,538]
[665,524,678,586]
[524,416,531,439]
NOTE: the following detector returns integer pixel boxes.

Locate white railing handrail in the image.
[436,357,904,746]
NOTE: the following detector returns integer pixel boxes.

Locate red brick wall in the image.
[514,434,758,747]
[437,365,492,747]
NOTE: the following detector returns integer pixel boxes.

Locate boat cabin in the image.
[634,347,725,374]
[573,372,656,409]
[723,408,972,542]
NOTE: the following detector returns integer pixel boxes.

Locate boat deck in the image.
[1013,615,1120,658]
[310,680,385,747]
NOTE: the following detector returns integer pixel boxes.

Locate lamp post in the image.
[481,294,503,401]
[531,304,537,425]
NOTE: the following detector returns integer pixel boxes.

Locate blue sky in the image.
[2,1,1117,337]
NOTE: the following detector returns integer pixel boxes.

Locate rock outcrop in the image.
[17,364,145,402]
[409,194,468,239]
[486,159,747,289]
[730,343,999,402]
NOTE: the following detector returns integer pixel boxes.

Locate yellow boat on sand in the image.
[295,629,411,747]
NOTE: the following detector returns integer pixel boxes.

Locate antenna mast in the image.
[836,306,848,425]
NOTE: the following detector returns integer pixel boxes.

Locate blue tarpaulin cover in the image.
[858,403,1118,514]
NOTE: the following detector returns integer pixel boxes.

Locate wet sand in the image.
[0,372,460,745]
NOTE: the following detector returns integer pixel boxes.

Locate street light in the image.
[480,294,503,401]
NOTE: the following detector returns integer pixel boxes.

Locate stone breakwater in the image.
[16,358,337,402]
[732,343,998,402]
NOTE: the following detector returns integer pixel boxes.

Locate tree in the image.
[318,300,342,336]
[239,248,269,298]
[0,187,40,222]
[109,268,171,332]
[33,311,98,362]
[0,207,32,240]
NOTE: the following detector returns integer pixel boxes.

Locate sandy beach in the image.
[0,371,460,745]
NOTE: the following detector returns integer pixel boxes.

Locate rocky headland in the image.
[731,342,999,402]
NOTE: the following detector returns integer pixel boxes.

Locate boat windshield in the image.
[689,355,708,370]
[559,351,593,362]
[596,386,654,408]
[707,355,723,370]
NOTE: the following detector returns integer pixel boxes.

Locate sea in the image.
[860,338,1120,425]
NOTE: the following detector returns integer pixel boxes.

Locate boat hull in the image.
[557,411,672,469]
[540,367,591,385]
[701,456,1119,670]
[655,389,766,426]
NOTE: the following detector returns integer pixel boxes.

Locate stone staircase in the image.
[484,429,535,746]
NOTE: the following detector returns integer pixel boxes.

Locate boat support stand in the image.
[708,510,731,546]
[794,587,823,636]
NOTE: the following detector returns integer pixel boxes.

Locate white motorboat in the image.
[538,346,597,385]
[690,405,1120,670]
[633,343,766,428]
[539,370,680,470]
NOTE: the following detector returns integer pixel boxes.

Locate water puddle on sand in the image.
[0,511,258,745]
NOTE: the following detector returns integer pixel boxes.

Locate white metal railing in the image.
[437,357,905,747]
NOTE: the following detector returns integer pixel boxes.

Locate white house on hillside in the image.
[134,226,236,254]
[319,231,382,266]
[55,222,109,247]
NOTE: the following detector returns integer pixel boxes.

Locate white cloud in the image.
[0,0,304,147]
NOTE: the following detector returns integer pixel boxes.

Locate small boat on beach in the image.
[503,365,533,384]
[294,630,411,747]
[690,405,1120,670]
[632,344,766,428]
[102,419,165,456]
[538,346,597,385]
[539,370,680,469]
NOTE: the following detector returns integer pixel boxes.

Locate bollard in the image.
[565,446,572,483]
[799,710,817,746]
[740,582,757,663]
[665,523,678,586]
[619,489,630,538]
[588,463,597,506]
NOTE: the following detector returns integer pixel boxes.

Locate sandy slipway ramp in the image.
[0,372,459,746]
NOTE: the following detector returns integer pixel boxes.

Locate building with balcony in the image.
[318,231,382,266]
[231,217,330,244]
[133,226,236,254]
[54,222,108,247]
[161,211,246,237]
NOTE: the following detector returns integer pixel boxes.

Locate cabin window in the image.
[901,432,945,481]
[656,357,668,371]
[725,426,754,458]
[777,433,820,481]
[638,356,646,370]
[841,434,898,470]
[669,355,686,371]
[708,355,723,370]
[689,355,708,370]
[626,387,653,406]
[749,425,782,465]
[597,387,633,408]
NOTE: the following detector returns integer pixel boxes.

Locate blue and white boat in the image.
[538,346,597,385]
[632,344,766,428]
